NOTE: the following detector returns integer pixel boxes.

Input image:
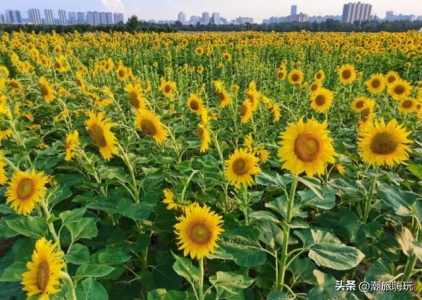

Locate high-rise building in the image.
[178,12,186,24]
[212,12,220,24]
[68,12,76,24]
[58,10,67,25]
[291,5,298,17]
[113,13,124,24]
[202,12,210,24]
[77,12,85,24]
[28,9,41,24]
[93,11,100,25]
[106,12,113,24]
[44,9,54,25]
[6,10,22,24]
[0,14,5,24]
[100,12,107,24]
[342,2,372,23]
[87,11,94,25]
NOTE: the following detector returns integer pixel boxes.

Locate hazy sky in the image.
[1,0,421,23]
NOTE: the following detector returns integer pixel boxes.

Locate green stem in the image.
[40,200,60,245]
[198,257,204,300]
[118,145,139,203]
[3,157,20,172]
[402,253,417,282]
[277,178,298,292]
[60,271,77,300]
[180,170,199,203]
[362,175,377,223]
[242,186,249,226]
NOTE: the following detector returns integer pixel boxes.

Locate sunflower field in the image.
[0,30,422,300]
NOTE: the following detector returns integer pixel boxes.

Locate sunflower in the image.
[244,133,254,150]
[39,77,54,103]
[160,80,177,99]
[277,118,337,177]
[215,88,231,108]
[309,81,322,94]
[197,122,211,153]
[64,130,79,161]
[194,47,204,56]
[269,103,281,122]
[358,118,412,167]
[276,68,287,80]
[197,66,204,74]
[9,78,22,90]
[314,70,325,82]
[124,83,146,109]
[338,64,357,85]
[163,189,197,212]
[225,148,261,188]
[223,51,232,62]
[187,94,204,115]
[359,106,375,130]
[240,99,253,124]
[134,109,168,144]
[174,204,224,260]
[0,151,6,185]
[21,237,65,300]
[288,69,304,85]
[398,98,418,114]
[0,129,13,141]
[310,88,334,113]
[385,71,400,85]
[54,56,69,73]
[5,170,48,215]
[388,79,412,101]
[85,111,119,161]
[365,73,385,94]
[351,97,374,113]
[116,65,129,81]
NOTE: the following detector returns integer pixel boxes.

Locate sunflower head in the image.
[398,98,417,114]
[385,71,400,85]
[174,204,224,260]
[288,69,304,85]
[277,118,337,177]
[240,99,253,124]
[351,97,374,113]
[225,148,261,188]
[388,79,412,101]
[365,73,385,94]
[187,94,204,115]
[310,88,333,113]
[134,109,168,145]
[64,130,79,161]
[338,64,357,85]
[314,70,325,82]
[358,118,412,167]
[197,122,211,153]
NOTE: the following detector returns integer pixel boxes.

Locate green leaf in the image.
[299,186,336,210]
[75,278,108,300]
[118,193,159,221]
[5,216,48,239]
[0,282,24,299]
[65,218,98,242]
[267,291,292,299]
[0,204,14,215]
[0,261,27,282]
[365,258,395,282]
[307,270,337,300]
[59,207,86,227]
[309,242,365,270]
[287,258,317,285]
[219,226,267,267]
[340,210,362,242]
[407,163,422,180]
[378,185,417,216]
[209,271,254,295]
[65,243,90,265]
[254,221,284,248]
[255,171,291,188]
[110,280,142,300]
[249,211,280,223]
[91,248,131,265]
[172,253,201,284]
[148,289,188,300]
[75,264,115,279]
[295,176,323,199]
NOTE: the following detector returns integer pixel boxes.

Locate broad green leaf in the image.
[255,171,291,188]
[295,176,323,199]
[209,271,254,295]
[295,229,341,249]
[365,258,395,282]
[75,264,115,279]
[49,186,73,207]
[309,242,365,270]
[65,218,98,242]
[266,194,306,220]
[0,282,24,299]
[267,291,291,299]
[299,186,336,210]
[118,193,159,221]
[148,289,188,300]
[207,247,233,260]
[287,258,317,285]
[219,226,267,267]
[378,185,416,216]
[0,261,27,282]
[249,211,280,223]
[254,221,284,248]
[75,278,108,300]
[5,216,48,239]
[91,248,131,265]
[0,204,14,215]
[340,210,362,242]
[110,280,142,300]
[59,207,86,227]
[172,253,200,285]
[65,243,90,265]
[307,270,337,300]
[407,163,422,180]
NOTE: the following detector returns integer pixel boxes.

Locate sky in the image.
[0,0,421,23]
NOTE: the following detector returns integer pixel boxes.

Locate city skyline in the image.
[0,0,421,23]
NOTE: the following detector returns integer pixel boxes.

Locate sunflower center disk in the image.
[315,95,326,106]
[232,158,249,175]
[190,223,211,245]
[118,70,125,77]
[141,119,157,136]
[394,85,405,95]
[291,74,299,82]
[55,62,61,69]
[356,101,364,109]
[371,79,380,88]
[37,260,50,291]
[361,108,370,121]
[197,126,204,140]
[40,84,49,97]
[190,100,199,111]
[240,104,247,117]
[342,70,351,79]
[402,100,412,108]
[216,91,225,101]
[294,133,321,162]
[369,132,398,155]
[129,92,140,108]
[88,124,107,148]
[164,85,172,93]
[17,178,34,200]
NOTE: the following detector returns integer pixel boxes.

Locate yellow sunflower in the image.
[246,90,260,111]
[358,118,412,167]
[359,106,375,130]
[310,88,334,113]
[39,77,54,103]
[85,111,119,161]
[197,122,211,153]
[9,78,22,90]
[194,47,204,56]
[385,71,400,85]
[5,170,48,215]
[269,103,281,122]
[116,65,129,81]
[351,97,374,113]
[21,237,65,300]
[187,94,204,115]
[160,80,177,99]
[388,79,412,101]
[124,83,146,109]
[365,73,385,94]
[398,98,418,114]
[134,109,168,144]
[64,130,79,161]
[215,89,231,108]
[276,68,287,80]
[288,69,304,85]
[0,129,13,141]
[162,188,196,212]
[338,64,357,85]
[309,81,322,94]
[174,204,224,260]
[225,148,261,188]
[314,70,325,82]
[240,99,253,124]
[0,151,6,185]
[277,118,337,177]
